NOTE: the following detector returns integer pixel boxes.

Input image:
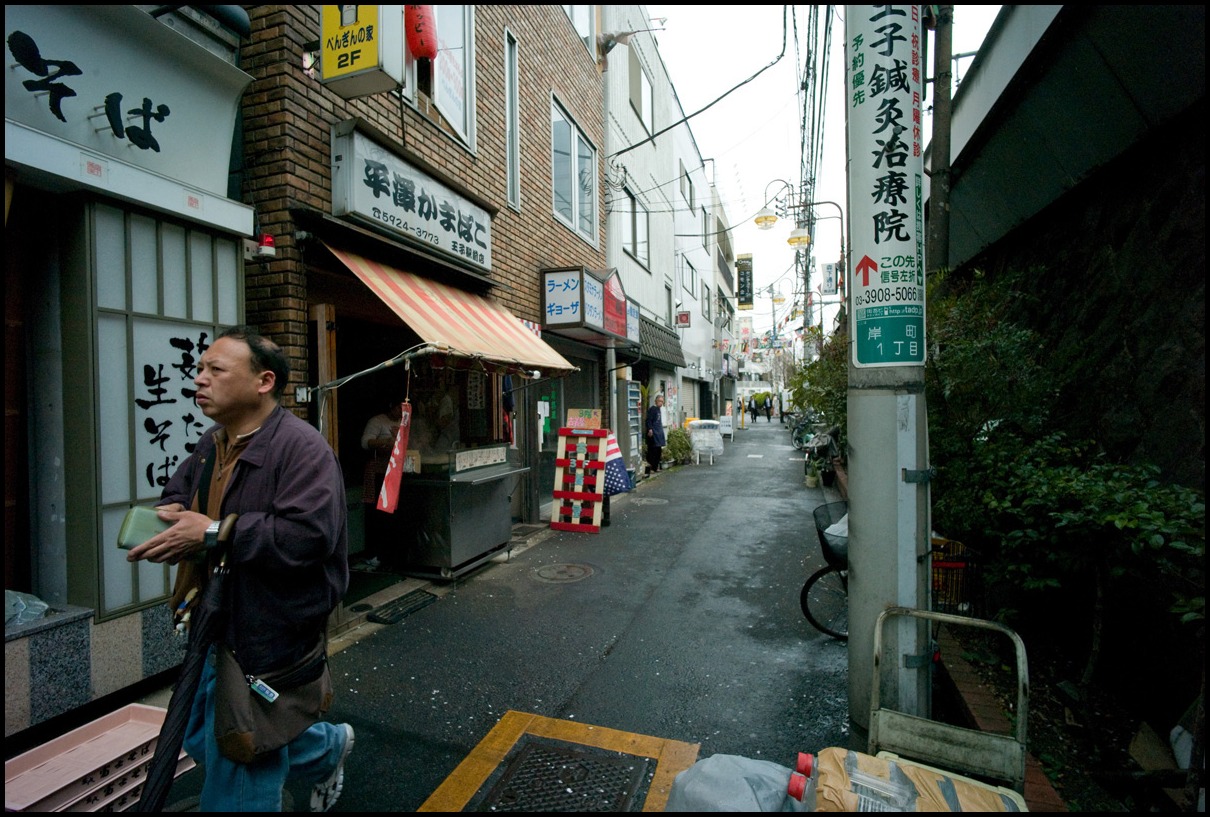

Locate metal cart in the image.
[870,607,1030,796]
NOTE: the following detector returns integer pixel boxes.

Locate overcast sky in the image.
[644,4,1002,333]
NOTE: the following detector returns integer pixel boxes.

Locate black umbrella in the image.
[135,515,237,813]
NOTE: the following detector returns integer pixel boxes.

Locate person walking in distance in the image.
[764,395,773,422]
[645,393,666,475]
[127,326,354,812]
[748,396,758,424]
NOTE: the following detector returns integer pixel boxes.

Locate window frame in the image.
[622,187,649,267]
[682,257,697,296]
[505,29,520,209]
[550,98,597,243]
[629,46,653,134]
[432,5,476,149]
[561,5,595,54]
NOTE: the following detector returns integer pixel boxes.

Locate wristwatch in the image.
[203,519,222,550]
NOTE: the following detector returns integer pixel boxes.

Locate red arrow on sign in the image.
[855,255,878,288]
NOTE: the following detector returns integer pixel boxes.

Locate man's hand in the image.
[126,505,212,565]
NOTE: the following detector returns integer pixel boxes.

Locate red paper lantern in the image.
[405,5,437,60]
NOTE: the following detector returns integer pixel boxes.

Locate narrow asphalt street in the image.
[159,416,854,811]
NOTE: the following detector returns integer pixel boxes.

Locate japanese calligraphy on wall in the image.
[332,125,492,272]
[4,5,250,198]
[846,4,926,367]
[132,321,212,491]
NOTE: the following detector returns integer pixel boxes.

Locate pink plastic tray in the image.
[5,704,194,812]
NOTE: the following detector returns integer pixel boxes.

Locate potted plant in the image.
[804,458,820,488]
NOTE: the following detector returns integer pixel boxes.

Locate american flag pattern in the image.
[603,433,632,496]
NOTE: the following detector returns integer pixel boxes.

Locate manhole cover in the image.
[629,497,669,506]
[534,563,594,583]
[474,739,652,811]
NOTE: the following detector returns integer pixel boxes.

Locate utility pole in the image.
[844,3,933,732]
[929,5,954,272]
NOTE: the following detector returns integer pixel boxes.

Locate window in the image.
[84,202,241,616]
[702,206,710,249]
[562,5,595,54]
[551,100,597,241]
[629,47,653,133]
[680,161,694,209]
[665,284,673,325]
[433,5,475,147]
[622,188,649,266]
[702,281,711,320]
[505,30,520,208]
[682,257,697,295]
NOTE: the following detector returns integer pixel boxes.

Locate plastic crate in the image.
[5,703,195,812]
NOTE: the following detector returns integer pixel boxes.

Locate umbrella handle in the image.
[218,513,239,545]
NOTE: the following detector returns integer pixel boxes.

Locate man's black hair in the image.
[218,325,290,399]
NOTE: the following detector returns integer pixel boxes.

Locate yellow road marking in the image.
[419,710,700,812]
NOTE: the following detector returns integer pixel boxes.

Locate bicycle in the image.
[800,501,849,640]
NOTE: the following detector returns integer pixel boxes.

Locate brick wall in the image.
[239,6,608,397]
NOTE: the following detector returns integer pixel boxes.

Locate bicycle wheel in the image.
[801,567,849,641]
[792,427,810,451]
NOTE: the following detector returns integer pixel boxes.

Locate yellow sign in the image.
[319,6,403,99]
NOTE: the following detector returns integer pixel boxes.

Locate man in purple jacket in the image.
[128,326,352,811]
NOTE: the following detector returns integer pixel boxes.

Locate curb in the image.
[936,626,1068,812]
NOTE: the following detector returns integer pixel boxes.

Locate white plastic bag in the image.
[5,590,50,626]
[666,754,813,812]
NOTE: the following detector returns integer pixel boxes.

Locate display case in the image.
[395,443,529,578]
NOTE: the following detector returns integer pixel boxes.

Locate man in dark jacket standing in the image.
[645,393,666,475]
[128,326,353,812]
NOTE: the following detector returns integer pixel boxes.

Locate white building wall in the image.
[601,5,676,324]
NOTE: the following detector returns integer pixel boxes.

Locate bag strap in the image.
[197,441,217,515]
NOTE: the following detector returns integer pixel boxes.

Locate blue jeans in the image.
[184,652,345,812]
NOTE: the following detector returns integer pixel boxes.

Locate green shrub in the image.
[664,427,692,465]
[788,321,848,446]
[925,266,1205,707]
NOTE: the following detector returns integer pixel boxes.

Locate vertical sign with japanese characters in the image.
[737,254,754,310]
[846,5,926,367]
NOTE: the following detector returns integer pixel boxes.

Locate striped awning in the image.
[325,243,576,376]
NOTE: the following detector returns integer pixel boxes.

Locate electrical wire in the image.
[608,6,791,160]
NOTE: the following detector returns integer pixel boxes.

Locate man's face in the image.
[194,337,270,425]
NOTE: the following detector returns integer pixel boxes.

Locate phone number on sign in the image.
[853,286,921,307]
[371,208,440,246]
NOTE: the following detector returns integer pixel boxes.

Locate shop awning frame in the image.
[323,242,577,378]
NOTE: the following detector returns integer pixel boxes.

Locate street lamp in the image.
[754,179,845,259]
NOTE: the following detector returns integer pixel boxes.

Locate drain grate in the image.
[367,589,437,624]
[474,738,653,812]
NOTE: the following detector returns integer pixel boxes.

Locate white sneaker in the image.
[311,723,354,811]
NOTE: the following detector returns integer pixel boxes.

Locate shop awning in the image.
[639,316,687,368]
[325,243,577,376]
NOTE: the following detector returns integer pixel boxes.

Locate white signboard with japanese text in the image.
[846,4,926,367]
[542,268,606,333]
[821,262,839,296]
[332,126,492,271]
